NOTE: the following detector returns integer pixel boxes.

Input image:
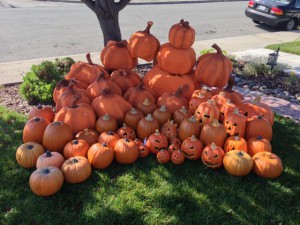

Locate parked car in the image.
[245,0,300,30]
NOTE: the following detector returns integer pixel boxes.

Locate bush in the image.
[19,58,74,104]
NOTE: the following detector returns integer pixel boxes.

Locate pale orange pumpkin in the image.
[224,136,248,153]
[200,119,227,147]
[178,116,202,141]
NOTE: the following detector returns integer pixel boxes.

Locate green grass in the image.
[0,106,300,225]
[266,40,300,56]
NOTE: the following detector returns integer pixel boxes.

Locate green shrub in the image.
[19,58,74,104]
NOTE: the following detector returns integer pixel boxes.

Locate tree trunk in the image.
[96,14,121,46]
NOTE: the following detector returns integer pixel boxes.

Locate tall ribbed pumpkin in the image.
[169,19,195,50]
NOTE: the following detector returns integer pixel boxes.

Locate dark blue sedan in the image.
[245,0,300,30]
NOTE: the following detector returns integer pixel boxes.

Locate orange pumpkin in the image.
[195,44,233,88]
[245,116,272,141]
[28,104,55,123]
[16,142,45,168]
[98,131,120,149]
[157,43,196,75]
[63,139,89,159]
[195,99,220,124]
[128,21,160,62]
[201,142,225,169]
[110,69,141,94]
[136,98,157,116]
[189,92,211,114]
[171,150,185,165]
[169,19,195,50]
[178,116,202,141]
[223,150,253,176]
[145,130,168,154]
[157,149,171,163]
[212,92,227,111]
[181,135,203,160]
[117,123,136,140]
[224,108,247,138]
[168,143,181,154]
[160,120,177,141]
[252,152,283,178]
[114,138,139,164]
[100,40,138,71]
[36,150,65,169]
[134,139,150,158]
[87,143,114,169]
[124,108,144,131]
[224,136,248,153]
[200,119,227,147]
[75,129,99,146]
[247,136,272,157]
[153,105,172,127]
[173,106,192,126]
[137,114,160,140]
[95,114,118,134]
[23,117,50,144]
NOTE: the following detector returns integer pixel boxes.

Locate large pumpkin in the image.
[128,21,160,62]
[137,114,160,140]
[98,131,120,149]
[252,152,283,178]
[245,116,272,141]
[16,142,45,169]
[178,116,202,141]
[23,116,50,144]
[223,150,253,176]
[95,114,118,134]
[88,143,114,169]
[169,19,195,50]
[195,43,233,88]
[200,119,227,147]
[114,138,139,164]
[29,166,64,197]
[157,43,196,75]
[75,129,99,146]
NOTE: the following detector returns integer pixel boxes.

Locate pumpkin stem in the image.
[237,151,244,157]
[233,108,240,114]
[265,152,272,158]
[189,116,197,123]
[179,19,190,28]
[37,104,43,109]
[53,121,62,126]
[211,43,223,55]
[27,145,34,150]
[83,129,89,135]
[102,114,111,121]
[207,99,215,105]
[124,138,130,143]
[73,139,79,145]
[107,131,114,135]
[118,40,128,48]
[219,92,226,97]
[46,150,52,157]
[86,53,94,65]
[145,114,153,121]
[33,117,41,122]
[252,96,262,105]
[175,85,189,97]
[155,129,160,135]
[43,168,50,174]
[142,98,151,106]
[234,136,240,141]
[102,142,108,147]
[97,72,107,82]
[70,94,81,108]
[211,142,217,150]
[144,21,153,34]
[122,123,127,128]
[191,135,196,142]
[160,105,167,112]
[180,106,188,113]
[197,92,205,98]
[256,135,263,140]
[130,108,138,114]
[225,76,235,91]
[212,119,220,127]
[72,158,79,164]
[101,88,113,96]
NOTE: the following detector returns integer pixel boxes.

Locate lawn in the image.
[265,40,300,56]
[0,106,299,225]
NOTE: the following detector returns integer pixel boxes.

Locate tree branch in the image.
[116,0,131,11]
[81,0,96,12]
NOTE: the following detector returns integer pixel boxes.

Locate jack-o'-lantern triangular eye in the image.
[225,121,229,124]
[233,123,237,126]
[212,154,219,158]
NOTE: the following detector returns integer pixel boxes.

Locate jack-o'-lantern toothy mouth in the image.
[201,159,220,168]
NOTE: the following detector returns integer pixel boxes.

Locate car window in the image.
[269,0,293,4]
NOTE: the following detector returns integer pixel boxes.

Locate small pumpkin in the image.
[124,108,144,131]
[36,150,65,169]
[87,143,114,169]
[181,135,203,160]
[160,120,178,141]
[145,130,168,154]
[75,129,99,146]
[153,105,172,127]
[98,131,120,149]
[252,152,283,178]
[28,104,55,122]
[169,19,195,50]
[117,123,136,140]
[173,106,192,126]
[61,156,92,184]
[171,150,185,165]
[223,136,248,153]
[29,166,64,197]
[136,98,157,116]
[16,142,45,168]
[247,136,272,157]
[114,138,139,164]
[157,149,171,163]
[170,137,182,146]
[200,119,227,147]
[178,116,202,141]
[95,114,118,134]
[189,92,211,114]
[223,150,253,176]
[137,114,160,140]
[23,117,50,144]
[137,143,150,158]
[201,142,225,169]
[245,115,272,141]
[63,139,89,159]
[168,143,181,154]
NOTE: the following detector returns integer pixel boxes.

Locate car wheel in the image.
[252,19,260,24]
[285,18,297,31]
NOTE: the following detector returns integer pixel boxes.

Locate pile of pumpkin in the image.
[16,19,283,197]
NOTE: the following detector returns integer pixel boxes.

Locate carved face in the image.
[169,137,182,146]
[160,120,177,141]
[224,112,246,137]
[181,136,203,160]
[157,149,171,163]
[171,150,185,165]
[201,143,225,169]
[195,100,220,125]
[168,143,180,154]
[138,144,149,158]
[146,131,168,154]
[117,124,136,140]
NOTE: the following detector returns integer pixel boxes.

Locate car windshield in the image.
[269,0,293,4]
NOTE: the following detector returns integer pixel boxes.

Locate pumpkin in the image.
[137,114,160,140]
[200,119,227,147]
[224,108,247,137]
[238,96,274,126]
[189,92,211,114]
[181,135,203,160]
[23,117,50,144]
[221,99,237,120]
[178,116,202,141]
[168,143,181,154]
[75,129,99,146]
[128,21,160,61]
[201,143,225,169]
[157,85,189,114]
[247,136,272,157]
[63,139,89,159]
[171,150,185,165]
[110,69,141,94]
[169,19,195,50]
[252,152,283,178]
[124,108,144,131]
[54,102,96,135]
[117,123,136,140]
[28,104,55,123]
[146,130,168,154]
[137,143,150,158]
[224,136,248,153]
[36,150,65,169]
[123,83,158,108]
[61,156,92,184]
[87,143,114,169]
[100,40,138,71]
[212,92,227,111]
[143,65,195,98]
[95,114,118,134]
[136,98,157,116]
[195,44,233,88]
[210,76,244,105]
[114,138,139,164]
[194,99,220,124]
[98,131,120,149]
[29,166,64,197]
[160,120,177,141]
[245,116,272,141]
[65,53,108,85]
[192,87,212,99]
[16,142,45,168]
[53,78,89,103]
[223,150,253,176]
[42,121,73,153]
[170,137,182,146]
[87,73,122,99]
[153,105,172,127]
[92,89,132,124]
[157,149,171,163]
[173,106,192,126]
[157,43,196,75]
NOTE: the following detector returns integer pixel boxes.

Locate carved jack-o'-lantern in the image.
[181,135,203,160]
[201,142,225,169]
[117,123,136,140]
[224,109,247,137]
[160,120,178,141]
[171,150,185,165]
[157,149,171,163]
[134,138,149,158]
[169,137,182,146]
[168,143,181,154]
[195,100,220,124]
[145,130,168,154]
